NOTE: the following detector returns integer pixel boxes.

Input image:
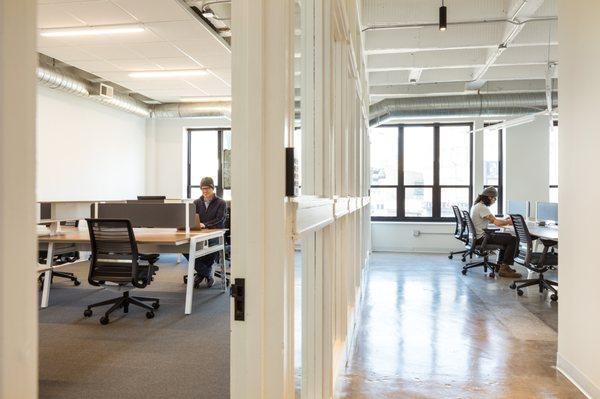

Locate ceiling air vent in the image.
[90,83,114,99]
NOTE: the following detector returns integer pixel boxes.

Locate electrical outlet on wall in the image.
[413,230,421,237]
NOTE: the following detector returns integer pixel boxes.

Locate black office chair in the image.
[461,210,501,277]
[83,219,160,325]
[214,202,230,286]
[508,214,559,301]
[38,220,81,289]
[448,205,469,261]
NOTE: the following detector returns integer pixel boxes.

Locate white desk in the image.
[38,227,227,315]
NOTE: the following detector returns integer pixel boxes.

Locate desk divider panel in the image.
[95,202,194,229]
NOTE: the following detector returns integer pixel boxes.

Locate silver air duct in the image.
[36,63,231,119]
[369,92,558,126]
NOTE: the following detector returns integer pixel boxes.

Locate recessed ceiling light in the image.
[129,70,209,79]
[40,24,145,37]
[180,96,231,102]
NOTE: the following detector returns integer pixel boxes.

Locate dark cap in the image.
[200,176,215,189]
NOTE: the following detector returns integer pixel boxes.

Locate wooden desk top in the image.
[38,227,226,245]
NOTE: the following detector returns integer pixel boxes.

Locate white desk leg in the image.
[220,235,226,291]
[41,242,54,308]
[176,253,182,264]
[184,237,198,315]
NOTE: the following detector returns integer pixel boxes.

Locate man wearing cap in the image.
[470,186,521,278]
[184,176,227,287]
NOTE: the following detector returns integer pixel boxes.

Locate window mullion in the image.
[433,124,440,218]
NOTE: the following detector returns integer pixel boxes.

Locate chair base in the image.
[38,271,80,290]
[510,273,558,301]
[461,257,499,278]
[83,291,159,324]
[448,248,468,260]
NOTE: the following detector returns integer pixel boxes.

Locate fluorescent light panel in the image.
[129,70,209,78]
[40,24,145,37]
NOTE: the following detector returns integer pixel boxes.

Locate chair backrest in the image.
[452,205,465,238]
[509,214,532,263]
[86,219,140,286]
[462,210,477,246]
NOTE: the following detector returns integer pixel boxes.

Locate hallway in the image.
[336,253,582,398]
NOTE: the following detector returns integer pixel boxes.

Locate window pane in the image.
[404,126,433,185]
[190,130,219,187]
[371,187,397,217]
[549,124,558,186]
[550,187,558,203]
[190,187,201,199]
[370,127,398,185]
[441,187,470,217]
[483,128,500,186]
[405,187,432,217]
[440,125,471,185]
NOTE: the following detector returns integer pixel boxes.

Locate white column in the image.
[556,2,600,397]
[230,0,295,398]
[504,114,550,205]
[472,118,484,200]
[0,0,38,397]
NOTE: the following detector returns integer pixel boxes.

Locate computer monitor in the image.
[137,195,166,201]
[536,202,558,223]
[507,200,529,218]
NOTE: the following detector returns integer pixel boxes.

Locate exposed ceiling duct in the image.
[369,92,558,126]
[37,62,231,119]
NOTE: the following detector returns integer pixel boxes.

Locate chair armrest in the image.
[540,238,558,247]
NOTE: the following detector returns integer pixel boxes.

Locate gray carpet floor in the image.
[39,255,229,399]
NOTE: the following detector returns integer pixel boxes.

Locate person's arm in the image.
[202,201,226,228]
[483,214,512,227]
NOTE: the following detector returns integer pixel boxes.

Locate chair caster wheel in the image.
[461,269,467,275]
[448,254,453,259]
[83,309,92,317]
[183,275,188,284]
[517,289,524,296]
[152,302,160,310]
[551,294,558,301]
[489,272,495,278]
[99,316,109,325]
[461,257,466,262]
[146,311,155,319]
[74,280,81,286]
[509,283,517,289]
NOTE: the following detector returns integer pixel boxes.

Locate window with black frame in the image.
[370,123,473,221]
[187,128,231,200]
[483,124,504,215]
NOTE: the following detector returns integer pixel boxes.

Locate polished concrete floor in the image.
[335,252,583,399]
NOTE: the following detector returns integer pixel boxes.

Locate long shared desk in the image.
[38,227,227,315]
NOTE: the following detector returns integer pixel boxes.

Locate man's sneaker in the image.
[206,277,215,288]
[498,264,522,278]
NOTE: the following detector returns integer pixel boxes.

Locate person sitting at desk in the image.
[470,187,522,278]
[184,176,227,288]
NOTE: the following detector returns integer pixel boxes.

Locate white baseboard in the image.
[556,352,600,399]
[371,247,452,254]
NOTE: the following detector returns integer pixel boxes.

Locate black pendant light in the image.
[439,0,447,31]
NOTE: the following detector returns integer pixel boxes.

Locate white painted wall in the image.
[556,2,600,397]
[504,114,550,211]
[145,117,230,198]
[36,86,146,201]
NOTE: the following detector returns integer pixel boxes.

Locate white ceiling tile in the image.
[125,42,186,58]
[111,0,192,22]
[201,87,231,96]
[37,35,69,48]
[38,4,86,28]
[39,46,100,62]
[173,39,230,57]
[210,69,231,85]
[68,59,119,71]
[152,57,201,69]
[77,44,145,59]
[145,21,216,42]
[184,76,230,91]
[59,1,137,25]
[107,58,163,71]
[56,29,163,46]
